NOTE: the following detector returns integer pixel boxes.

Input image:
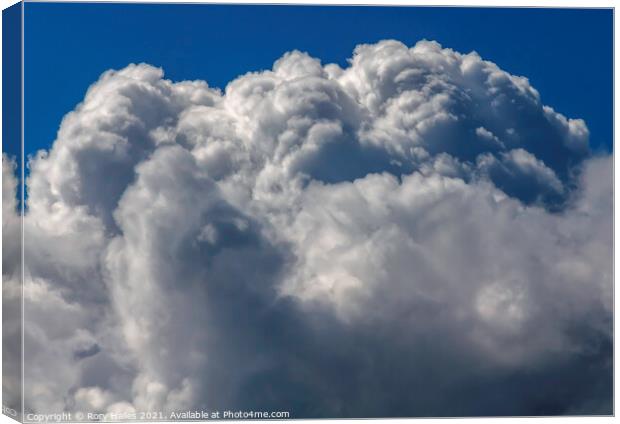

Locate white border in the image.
[0,1,616,424]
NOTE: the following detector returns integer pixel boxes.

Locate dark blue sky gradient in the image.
[3,3,21,159]
[24,3,613,157]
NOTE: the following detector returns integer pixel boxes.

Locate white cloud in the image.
[2,155,22,414]
[4,39,612,417]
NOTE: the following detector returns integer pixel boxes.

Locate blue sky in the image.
[24,3,612,158]
[3,3,21,167]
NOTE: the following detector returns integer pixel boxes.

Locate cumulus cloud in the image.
[4,39,612,417]
[3,155,22,416]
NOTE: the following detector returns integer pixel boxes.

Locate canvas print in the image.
[2,2,614,421]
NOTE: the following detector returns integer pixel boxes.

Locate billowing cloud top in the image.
[3,39,612,417]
